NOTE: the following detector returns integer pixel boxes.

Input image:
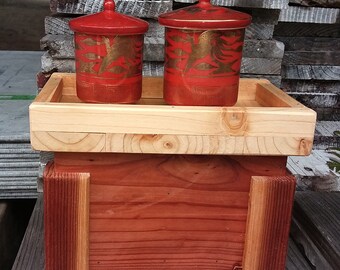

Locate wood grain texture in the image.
[41,53,165,75]
[274,22,340,38]
[44,163,90,270]
[290,216,334,269]
[243,176,296,270]
[241,74,282,88]
[40,34,284,60]
[287,92,339,108]
[282,65,340,80]
[283,51,340,65]
[289,0,340,8]
[29,74,316,155]
[53,152,288,269]
[275,36,340,52]
[246,23,275,40]
[11,195,45,270]
[11,194,312,270]
[41,52,283,75]
[50,0,172,18]
[293,191,340,269]
[44,15,275,41]
[174,0,289,9]
[279,6,340,23]
[285,239,313,270]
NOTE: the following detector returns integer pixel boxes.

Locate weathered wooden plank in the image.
[40,34,165,61]
[41,53,283,75]
[243,176,296,270]
[0,200,36,270]
[174,0,289,9]
[288,149,340,190]
[313,121,340,150]
[11,195,45,270]
[246,23,275,40]
[283,51,340,65]
[282,65,340,80]
[276,36,340,51]
[279,6,340,23]
[45,15,275,40]
[45,16,77,35]
[281,80,340,94]
[286,239,313,270]
[274,22,340,37]
[241,58,282,75]
[250,8,281,24]
[242,74,282,87]
[289,0,340,8]
[290,216,334,269]
[293,192,340,269]
[287,92,339,108]
[314,107,340,121]
[50,0,173,18]
[41,34,284,62]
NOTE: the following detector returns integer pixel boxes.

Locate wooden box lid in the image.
[29,73,316,156]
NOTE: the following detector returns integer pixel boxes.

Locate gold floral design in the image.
[75,34,143,77]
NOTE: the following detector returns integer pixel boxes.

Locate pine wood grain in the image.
[29,74,316,155]
[243,176,296,270]
[44,163,90,270]
[52,152,288,269]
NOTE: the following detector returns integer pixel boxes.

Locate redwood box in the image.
[30,73,316,270]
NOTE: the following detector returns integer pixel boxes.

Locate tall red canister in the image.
[69,0,148,103]
[159,0,251,106]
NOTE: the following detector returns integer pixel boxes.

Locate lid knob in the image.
[104,0,115,11]
[198,0,211,6]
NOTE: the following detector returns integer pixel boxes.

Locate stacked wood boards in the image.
[291,192,340,269]
[0,51,41,199]
[41,0,287,86]
[274,0,340,121]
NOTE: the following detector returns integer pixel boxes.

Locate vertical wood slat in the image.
[243,176,296,270]
[44,162,90,270]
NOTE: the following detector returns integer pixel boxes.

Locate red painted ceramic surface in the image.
[159,0,251,106]
[69,0,148,103]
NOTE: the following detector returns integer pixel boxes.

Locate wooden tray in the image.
[29,73,316,156]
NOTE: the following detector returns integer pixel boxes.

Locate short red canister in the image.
[69,0,148,103]
[159,0,251,106]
